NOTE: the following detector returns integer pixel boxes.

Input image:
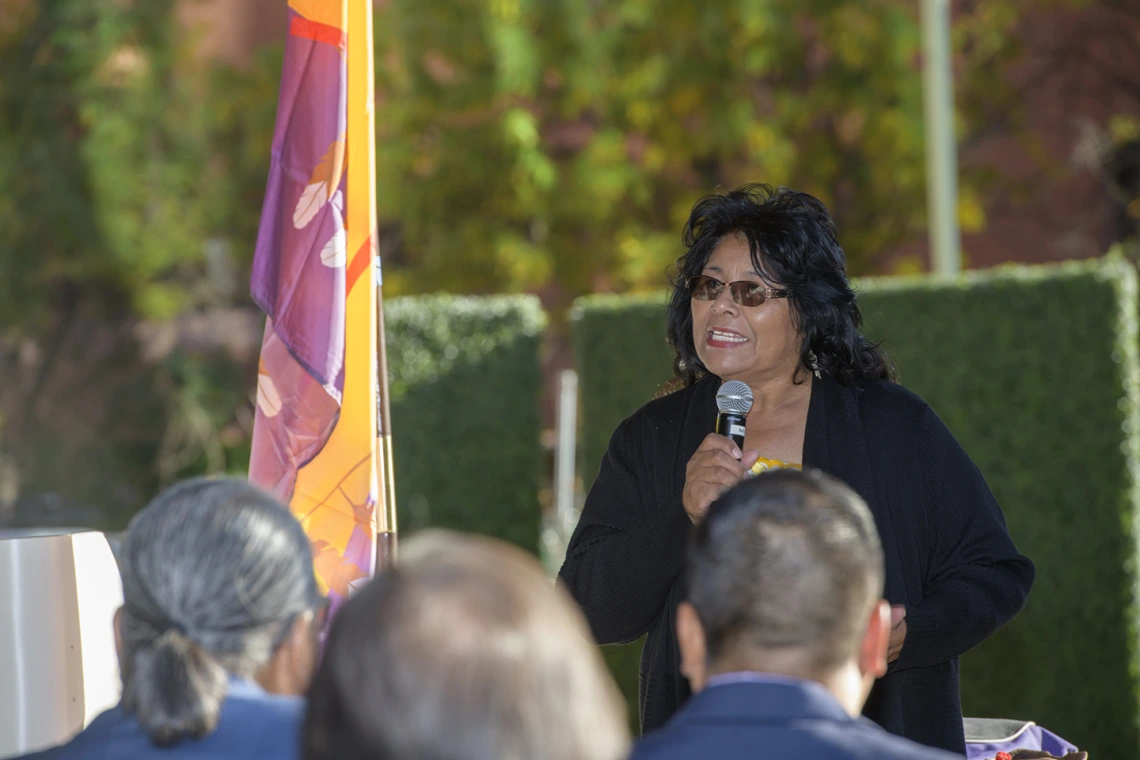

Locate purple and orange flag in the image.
[249,0,392,603]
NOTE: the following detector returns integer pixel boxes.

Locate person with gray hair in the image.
[13,477,326,760]
[631,470,961,760]
[301,530,630,760]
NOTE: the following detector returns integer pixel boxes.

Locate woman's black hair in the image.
[666,183,895,386]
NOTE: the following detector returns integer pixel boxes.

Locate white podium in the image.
[0,530,123,758]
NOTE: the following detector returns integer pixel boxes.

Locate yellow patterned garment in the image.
[749,456,803,477]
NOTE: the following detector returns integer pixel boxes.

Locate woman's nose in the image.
[711,285,739,314]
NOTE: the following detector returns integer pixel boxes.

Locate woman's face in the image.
[690,235,801,387]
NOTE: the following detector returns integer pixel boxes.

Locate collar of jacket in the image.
[672,678,855,726]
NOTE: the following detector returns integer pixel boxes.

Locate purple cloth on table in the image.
[965,719,1079,759]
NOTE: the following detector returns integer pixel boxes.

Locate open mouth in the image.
[707,329,747,346]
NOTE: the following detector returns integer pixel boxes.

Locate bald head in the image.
[303,530,630,760]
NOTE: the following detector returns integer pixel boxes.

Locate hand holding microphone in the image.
[681,381,759,524]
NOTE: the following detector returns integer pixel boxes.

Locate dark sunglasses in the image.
[687,275,790,307]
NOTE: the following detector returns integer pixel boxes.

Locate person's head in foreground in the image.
[302,530,630,760]
[116,477,324,742]
[632,469,959,759]
[679,469,888,708]
[117,478,326,738]
[16,477,325,760]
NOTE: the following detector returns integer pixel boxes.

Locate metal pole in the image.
[375,266,398,571]
[921,0,962,274]
[554,369,578,526]
[353,0,396,573]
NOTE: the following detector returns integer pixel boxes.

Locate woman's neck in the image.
[741,371,812,416]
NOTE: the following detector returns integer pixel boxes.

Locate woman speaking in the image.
[558,184,1034,753]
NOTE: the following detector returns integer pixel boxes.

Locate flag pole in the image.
[354,0,396,572]
[375,279,397,571]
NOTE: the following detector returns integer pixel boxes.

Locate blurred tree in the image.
[0,0,252,525]
[373,0,1140,298]
[0,0,219,329]
[954,0,1140,261]
[1,0,1135,526]
[372,0,997,304]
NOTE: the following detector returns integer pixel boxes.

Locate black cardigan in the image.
[558,374,1035,754]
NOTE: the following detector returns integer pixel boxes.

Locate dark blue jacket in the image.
[630,679,964,760]
[9,679,303,760]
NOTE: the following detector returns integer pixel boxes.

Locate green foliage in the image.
[373,0,936,301]
[571,258,1140,754]
[202,44,288,263]
[3,0,1125,532]
[859,257,1140,756]
[3,291,550,553]
[0,1,278,525]
[0,0,219,328]
[572,292,675,493]
[2,0,1120,330]
[600,636,647,736]
[8,334,171,530]
[386,295,547,552]
[369,0,1077,300]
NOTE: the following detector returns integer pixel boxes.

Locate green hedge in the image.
[571,292,676,495]
[571,258,1140,754]
[386,295,546,553]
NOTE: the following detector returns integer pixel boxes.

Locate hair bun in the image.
[125,620,228,745]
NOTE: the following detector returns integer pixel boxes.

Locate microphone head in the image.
[716,380,753,415]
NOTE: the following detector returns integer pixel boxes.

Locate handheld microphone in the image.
[715,380,753,449]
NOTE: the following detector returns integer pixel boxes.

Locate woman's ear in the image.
[256,610,318,697]
[676,602,709,693]
[113,607,124,662]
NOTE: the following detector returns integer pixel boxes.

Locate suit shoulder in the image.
[631,721,960,760]
[214,693,305,760]
[843,719,963,760]
[8,748,58,760]
[627,728,695,760]
[226,691,305,727]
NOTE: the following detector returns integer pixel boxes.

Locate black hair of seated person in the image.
[666,183,895,387]
[117,477,322,745]
[302,530,630,760]
[688,469,885,674]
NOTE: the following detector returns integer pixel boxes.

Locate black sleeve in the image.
[893,406,1036,671]
[557,415,692,645]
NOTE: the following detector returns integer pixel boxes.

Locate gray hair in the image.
[117,477,320,745]
[688,469,884,672]
[302,530,631,760]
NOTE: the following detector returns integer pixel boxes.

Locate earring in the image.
[808,350,821,379]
